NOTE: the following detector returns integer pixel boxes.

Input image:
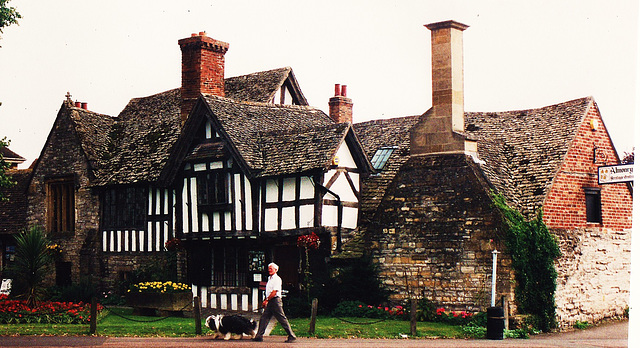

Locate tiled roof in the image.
[465,97,591,215]
[0,169,31,234]
[67,106,116,179]
[93,89,183,186]
[354,97,592,217]
[87,67,310,186]
[202,95,342,177]
[1,146,25,163]
[354,115,420,217]
[225,67,307,105]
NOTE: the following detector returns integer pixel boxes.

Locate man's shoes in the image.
[285,336,296,343]
[252,337,263,342]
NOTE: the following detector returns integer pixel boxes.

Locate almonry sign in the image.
[598,164,634,184]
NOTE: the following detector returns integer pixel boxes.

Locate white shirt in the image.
[265,273,282,298]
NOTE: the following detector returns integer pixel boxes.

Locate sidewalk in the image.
[0,319,628,348]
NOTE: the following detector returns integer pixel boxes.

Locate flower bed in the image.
[128,281,190,294]
[0,294,101,324]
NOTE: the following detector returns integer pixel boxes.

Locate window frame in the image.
[584,187,602,224]
[102,185,148,230]
[46,176,76,234]
[370,146,398,170]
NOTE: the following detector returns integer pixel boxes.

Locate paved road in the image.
[0,320,629,347]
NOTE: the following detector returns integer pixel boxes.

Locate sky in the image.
[0,0,638,169]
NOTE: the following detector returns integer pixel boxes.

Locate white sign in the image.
[598,164,634,184]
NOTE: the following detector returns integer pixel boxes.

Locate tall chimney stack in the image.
[411,20,475,155]
[328,84,353,124]
[178,32,229,123]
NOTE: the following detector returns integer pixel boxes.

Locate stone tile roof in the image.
[93,89,182,186]
[202,95,344,177]
[465,97,592,215]
[0,169,31,234]
[1,146,25,164]
[87,67,309,186]
[67,106,116,180]
[353,115,420,217]
[354,97,592,217]
[225,67,308,105]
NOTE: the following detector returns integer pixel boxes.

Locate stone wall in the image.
[27,105,102,286]
[365,154,514,311]
[554,227,631,328]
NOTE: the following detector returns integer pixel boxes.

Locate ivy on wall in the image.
[491,192,561,332]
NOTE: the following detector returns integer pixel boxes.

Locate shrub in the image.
[573,320,590,330]
[0,294,102,324]
[331,300,405,319]
[492,192,561,332]
[128,281,190,293]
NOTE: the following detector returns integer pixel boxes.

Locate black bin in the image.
[486,306,504,340]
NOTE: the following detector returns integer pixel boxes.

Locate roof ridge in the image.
[465,96,592,115]
[203,93,321,112]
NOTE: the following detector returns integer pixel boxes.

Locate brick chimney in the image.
[178,32,229,123]
[328,84,353,123]
[410,20,476,155]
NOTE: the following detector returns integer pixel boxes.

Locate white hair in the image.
[268,262,279,271]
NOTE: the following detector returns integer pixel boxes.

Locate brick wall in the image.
[365,154,514,310]
[543,100,632,326]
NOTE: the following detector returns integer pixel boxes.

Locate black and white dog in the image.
[205,314,257,340]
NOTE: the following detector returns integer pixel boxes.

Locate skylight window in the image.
[371,147,397,170]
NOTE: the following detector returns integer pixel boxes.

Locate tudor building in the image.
[24,32,370,312]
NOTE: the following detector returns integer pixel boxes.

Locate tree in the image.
[0,137,15,201]
[5,226,54,307]
[0,0,20,43]
[622,149,634,164]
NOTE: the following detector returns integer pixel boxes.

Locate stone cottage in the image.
[350,20,632,327]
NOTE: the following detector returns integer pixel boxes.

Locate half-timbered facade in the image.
[23,32,370,313]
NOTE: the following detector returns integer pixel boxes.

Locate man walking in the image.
[253,262,297,343]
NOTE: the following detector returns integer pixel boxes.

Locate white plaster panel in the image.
[335,142,357,168]
[300,205,315,228]
[343,207,359,229]
[282,177,296,201]
[322,205,338,227]
[265,179,278,203]
[265,208,278,231]
[281,206,296,230]
[182,178,189,233]
[190,177,198,232]
[300,177,315,199]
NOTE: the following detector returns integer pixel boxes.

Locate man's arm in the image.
[262,290,278,307]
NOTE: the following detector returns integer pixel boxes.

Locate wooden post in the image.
[410,298,417,336]
[89,297,97,335]
[501,296,509,330]
[309,298,318,334]
[194,296,202,335]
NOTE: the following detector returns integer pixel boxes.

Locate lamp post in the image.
[491,249,499,307]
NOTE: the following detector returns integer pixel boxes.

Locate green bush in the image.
[573,320,590,330]
[492,192,561,332]
[331,300,405,319]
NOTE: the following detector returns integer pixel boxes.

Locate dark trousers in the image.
[255,297,295,339]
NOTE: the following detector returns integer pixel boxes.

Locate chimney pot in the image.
[329,83,353,124]
[74,101,81,108]
[81,102,88,110]
[199,31,206,36]
[179,33,230,124]
[191,33,197,37]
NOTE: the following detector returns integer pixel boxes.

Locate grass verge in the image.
[0,307,466,338]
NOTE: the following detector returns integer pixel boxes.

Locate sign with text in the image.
[598,164,634,184]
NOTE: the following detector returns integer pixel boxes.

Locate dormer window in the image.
[371,147,397,170]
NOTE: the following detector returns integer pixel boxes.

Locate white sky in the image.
[0,0,638,169]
